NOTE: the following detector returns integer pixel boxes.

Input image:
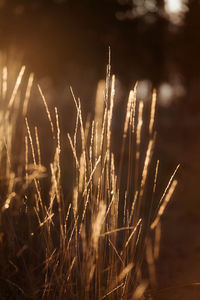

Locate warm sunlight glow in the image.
[165,0,182,13]
[165,0,189,24]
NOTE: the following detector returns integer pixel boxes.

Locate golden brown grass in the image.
[0,61,179,299]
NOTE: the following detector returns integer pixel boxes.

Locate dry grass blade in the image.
[38,84,55,138]
[95,80,105,130]
[124,218,142,249]
[2,66,7,101]
[101,283,124,300]
[82,155,101,196]
[108,238,124,265]
[157,164,180,209]
[118,263,134,282]
[92,202,106,250]
[135,100,144,186]
[146,237,157,288]
[8,65,26,108]
[149,89,157,136]
[139,138,154,200]
[153,160,160,194]
[55,107,61,151]
[151,179,178,230]
[39,213,54,228]
[131,82,138,133]
[2,192,16,211]
[67,133,79,168]
[25,117,37,166]
[118,88,137,186]
[132,280,149,300]
[100,226,136,237]
[25,135,28,185]
[35,126,41,166]
[23,72,34,116]
[154,222,161,260]
[129,190,138,224]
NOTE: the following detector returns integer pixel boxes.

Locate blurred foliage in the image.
[0,0,199,106]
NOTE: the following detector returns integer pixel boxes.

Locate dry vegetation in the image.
[0,58,179,299]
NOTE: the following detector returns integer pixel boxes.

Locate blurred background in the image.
[1,0,200,298]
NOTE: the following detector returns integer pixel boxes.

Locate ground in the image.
[156,133,200,299]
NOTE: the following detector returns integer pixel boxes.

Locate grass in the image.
[0,59,179,299]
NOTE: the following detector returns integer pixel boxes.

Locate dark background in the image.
[1,0,200,298]
[1,0,199,98]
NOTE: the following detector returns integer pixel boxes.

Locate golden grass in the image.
[0,61,179,299]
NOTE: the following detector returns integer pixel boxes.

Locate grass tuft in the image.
[0,62,179,299]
